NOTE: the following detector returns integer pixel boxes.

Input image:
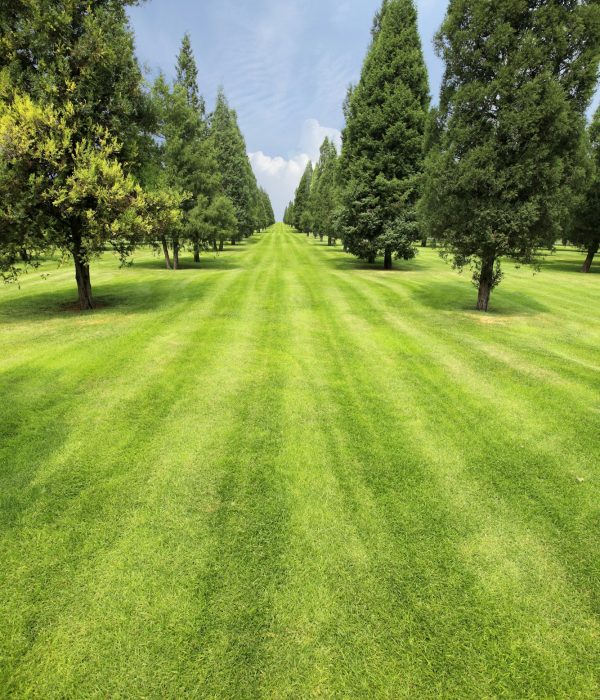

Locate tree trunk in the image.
[328,237,333,246]
[219,239,224,252]
[306,232,310,237]
[231,239,236,246]
[193,242,200,264]
[319,234,324,241]
[421,238,427,248]
[161,237,172,270]
[383,248,393,270]
[476,253,496,312]
[212,239,218,252]
[73,254,94,310]
[582,239,599,273]
[173,240,180,270]
[367,253,376,264]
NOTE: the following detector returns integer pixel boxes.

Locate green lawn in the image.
[0,224,599,698]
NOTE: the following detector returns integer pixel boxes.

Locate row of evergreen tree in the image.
[286,0,600,311]
[0,2,274,309]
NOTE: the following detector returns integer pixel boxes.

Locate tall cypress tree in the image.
[211,89,257,242]
[293,162,313,234]
[421,0,600,311]
[340,0,429,269]
[312,138,340,246]
[571,107,600,273]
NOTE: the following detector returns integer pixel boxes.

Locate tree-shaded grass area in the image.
[1,225,598,698]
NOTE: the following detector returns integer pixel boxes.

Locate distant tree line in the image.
[286,0,600,311]
[0,2,274,309]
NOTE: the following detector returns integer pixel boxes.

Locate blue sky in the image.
[129,0,598,219]
[129,0,448,219]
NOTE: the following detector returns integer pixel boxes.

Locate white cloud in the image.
[250,118,342,221]
[299,118,342,163]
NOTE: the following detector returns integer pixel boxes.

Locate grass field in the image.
[0,224,599,698]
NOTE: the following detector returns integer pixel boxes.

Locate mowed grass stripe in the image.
[0,233,287,695]
[274,230,599,697]
[0,225,598,698]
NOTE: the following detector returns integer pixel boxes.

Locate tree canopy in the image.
[339,0,430,269]
[420,0,600,310]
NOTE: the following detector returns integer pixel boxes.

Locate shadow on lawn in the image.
[0,240,258,322]
[132,254,242,272]
[537,255,598,275]
[325,252,430,273]
[0,275,208,322]
[412,281,550,316]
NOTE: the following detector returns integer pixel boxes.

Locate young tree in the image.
[571,107,600,273]
[421,0,600,311]
[150,37,221,269]
[176,33,205,117]
[211,89,258,242]
[340,0,429,269]
[0,0,180,309]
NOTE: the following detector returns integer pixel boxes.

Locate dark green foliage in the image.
[176,33,205,117]
[257,188,276,230]
[211,89,261,240]
[571,107,600,272]
[292,162,313,233]
[283,201,295,226]
[420,0,600,310]
[308,138,341,245]
[150,36,221,267]
[340,0,430,268]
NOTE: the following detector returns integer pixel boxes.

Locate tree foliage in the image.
[420,0,600,310]
[571,107,600,273]
[339,0,430,268]
[0,0,181,308]
[211,90,264,241]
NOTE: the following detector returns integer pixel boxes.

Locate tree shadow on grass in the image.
[0,275,204,323]
[132,254,242,272]
[326,252,430,273]
[537,255,599,275]
[411,280,550,316]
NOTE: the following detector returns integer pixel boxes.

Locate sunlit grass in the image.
[0,226,598,698]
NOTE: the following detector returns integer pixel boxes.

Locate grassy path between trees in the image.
[1,224,599,698]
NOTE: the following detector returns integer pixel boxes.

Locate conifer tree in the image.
[340,0,429,269]
[311,138,340,245]
[176,33,205,117]
[293,162,313,234]
[421,0,600,310]
[571,107,600,273]
[211,89,258,242]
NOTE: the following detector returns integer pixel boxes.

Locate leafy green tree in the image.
[293,162,313,235]
[211,89,258,242]
[571,107,600,273]
[0,0,180,309]
[421,0,600,311]
[340,0,429,269]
